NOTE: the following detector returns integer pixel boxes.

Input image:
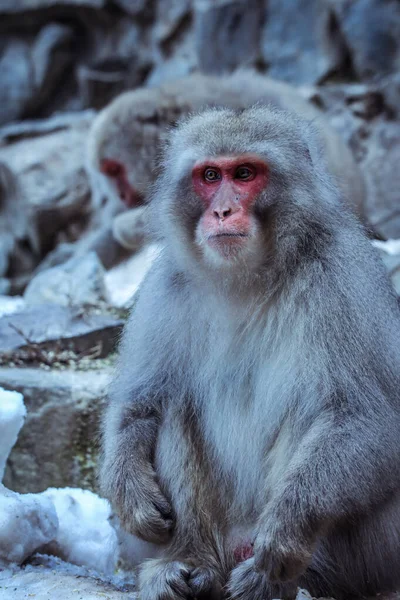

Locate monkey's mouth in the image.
[206,232,250,257]
[208,233,249,239]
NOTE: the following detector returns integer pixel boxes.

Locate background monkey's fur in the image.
[87,72,366,240]
[100,106,400,600]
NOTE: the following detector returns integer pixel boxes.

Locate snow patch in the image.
[0,389,118,573]
[0,387,26,481]
[105,244,161,307]
[0,484,58,565]
[41,487,118,574]
[0,295,25,318]
[372,238,400,255]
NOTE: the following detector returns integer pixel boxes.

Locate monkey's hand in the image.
[110,462,174,544]
[252,515,313,583]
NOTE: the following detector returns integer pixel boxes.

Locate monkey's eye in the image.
[203,168,221,182]
[235,166,255,181]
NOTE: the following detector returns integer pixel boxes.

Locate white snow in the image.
[105,243,161,307]
[0,387,26,480]
[372,238,400,255]
[0,295,25,318]
[0,295,25,317]
[0,388,58,566]
[41,487,118,574]
[0,388,119,573]
[111,514,161,568]
[0,484,58,565]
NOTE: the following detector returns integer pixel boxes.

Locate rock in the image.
[24,252,108,307]
[0,0,105,12]
[261,0,343,84]
[154,0,191,46]
[0,110,95,142]
[330,0,400,80]
[0,114,93,203]
[113,0,148,17]
[0,303,123,357]
[359,121,400,239]
[0,24,74,126]
[345,85,386,121]
[27,23,75,116]
[194,0,262,73]
[300,84,400,239]
[0,280,10,295]
[146,38,195,87]
[1,366,112,492]
[382,72,400,118]
[0,161,36,280]
[34,169,91,255]
[0,112,93,256]
[0,40,31,125]
[78,56,149,111]
[147,1,195,87]
[34,242,76,273]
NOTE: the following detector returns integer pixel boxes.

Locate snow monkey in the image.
[87,72,366,251]
[100,106,400,600]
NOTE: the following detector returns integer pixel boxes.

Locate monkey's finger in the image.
[167,564,194,598]
[189,567,222,599]
[134,505,174,543]
[151,495,173,519]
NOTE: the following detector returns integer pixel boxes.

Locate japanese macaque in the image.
[100,107,400,600]
[87,72,366,251]
[0,161,37,280]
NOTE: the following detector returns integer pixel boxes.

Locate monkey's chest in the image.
[199,373,295,512]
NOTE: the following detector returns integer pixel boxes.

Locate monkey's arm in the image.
[100,389,174,544]
[100,263,176,544]
[253,402,400,582]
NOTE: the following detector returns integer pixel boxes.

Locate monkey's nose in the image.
[213,205,239,221]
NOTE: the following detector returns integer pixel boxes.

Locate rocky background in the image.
[0,0,400,596]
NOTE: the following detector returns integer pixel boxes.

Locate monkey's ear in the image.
[100,158,123,178]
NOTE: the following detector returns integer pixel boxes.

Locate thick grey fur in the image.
[100,106,400,600]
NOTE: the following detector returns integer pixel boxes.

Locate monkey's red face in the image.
[100,158,144,208]
[192,155,268,262]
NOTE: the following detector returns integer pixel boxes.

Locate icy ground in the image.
[0,556,137,600]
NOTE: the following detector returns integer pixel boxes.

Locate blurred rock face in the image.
[0,0,399,119]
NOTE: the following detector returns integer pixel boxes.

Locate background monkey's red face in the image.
[100,158,144,208]
[191,155,268,260]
